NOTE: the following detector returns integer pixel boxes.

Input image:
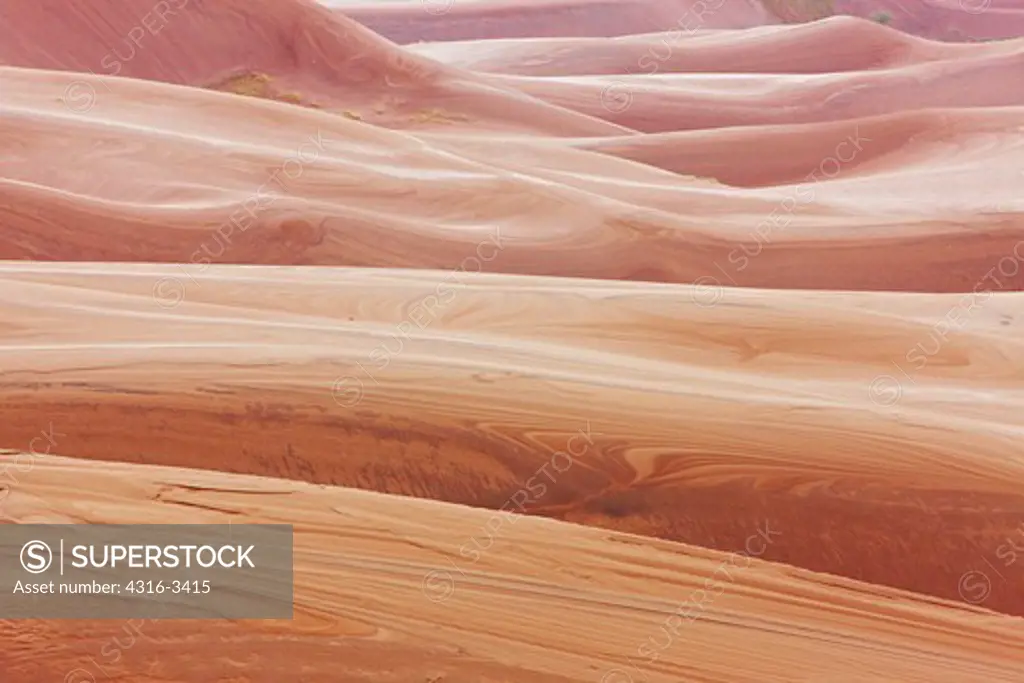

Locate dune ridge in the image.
[575,107,1024,186]
[832,0,1024,42]
[4,0,1024,679]
[3,66,1024,293]
[407,16,1011,75]
[490,45,1024,132]
[2,263,1024,616]
[332,0,1024,44]
[3,453,1024,682]
[0,0,625,135]
[333,0,779,44]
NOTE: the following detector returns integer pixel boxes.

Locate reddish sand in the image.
[835,0,1024,42]
[338,0,1024,44]
[334,0,779,44]
[2,263,1024,618]
[489,44,1024,131]
[407,16,1001,75]
[575,107,1023,185]
[2,65,1023,292]
[759,0,1024,41]
[3,0,1024,680]
[5,454,1024,682]
[0,0,625,135]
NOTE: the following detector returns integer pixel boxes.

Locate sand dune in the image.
[0,0,624,135]
[575,107,1022,186]
[5,1,1024,679]
[4,0,1021,137]
[407,16,1003,76]
[757,0,1024,41]
[3,66,1024,292]
[494,43,1024,131]
[834,0,1024,42]
[2,262,1024,616]
[338,0,1024,44]
[334,0,779,44]
[3,453,1024,682]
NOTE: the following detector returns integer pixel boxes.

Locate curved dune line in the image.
[573,107,1024,186]
[492,44,1024,132]
[0,0,443,85]
[832,0,1024,42]
[3,68,1024,292]
[333,0,779,44]
[407,16,1012,76]
[2,0,1023,680]
[0,0,626,136]
[2,263,1024,615]
[2,454,1023,682]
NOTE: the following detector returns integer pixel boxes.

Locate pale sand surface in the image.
[2,263,1024,616]
[2,66,1023,291]
[405,16,1021,74]
[333,0,779,44]
[2,0,1024,680]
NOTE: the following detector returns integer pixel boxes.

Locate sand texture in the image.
[2,0,1024,680]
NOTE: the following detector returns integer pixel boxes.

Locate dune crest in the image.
[0,0,625,135]
[333,0,779,44]
[3,67,1024,292]
[3,453,1024,682]
[4,1,1024,680]
[2,263,1024,616]
[408,16,1000,75]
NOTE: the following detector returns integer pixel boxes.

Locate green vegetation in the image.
[872,11,893,24]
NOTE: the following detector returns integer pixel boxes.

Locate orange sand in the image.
[3,453,1024,682]
[2,0,1024,680]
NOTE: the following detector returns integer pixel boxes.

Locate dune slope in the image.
[334,0,779,44]
[407,16,1003,75]
[494,44,1024,132]
[2,263,1024,616]
[574,107,1020,186]
[4,4,1024,680]
[0,0,624,135]
[835,0,1024,42]
[3,67,1024,293]
[762,0,1024,42]
[2,454,1024,682]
